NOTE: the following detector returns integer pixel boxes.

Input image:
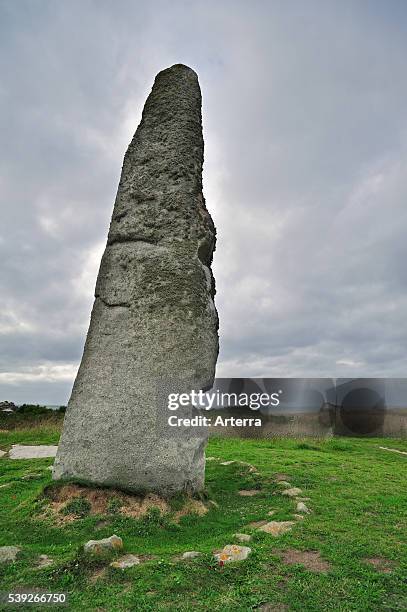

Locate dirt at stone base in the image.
[41,483,207,524]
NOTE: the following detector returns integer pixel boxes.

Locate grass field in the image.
[0,422,406,611]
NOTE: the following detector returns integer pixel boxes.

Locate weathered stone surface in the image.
[248,520,268,528]
[53,64,218,495]
[0,450,6,458]
[214,544,251,563]
[296,501,311,514]
[0,546,21,563]
[110,554,140,568]
[257,521,295,536]
[84,534,123,554]
[9,445,58,459]
[281,487,302,497]
[181,551,201,559]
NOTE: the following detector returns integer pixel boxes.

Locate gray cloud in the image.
[1,0,407,403]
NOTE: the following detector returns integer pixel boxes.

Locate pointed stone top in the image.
[158,63,198,77]
[152,64,199,91]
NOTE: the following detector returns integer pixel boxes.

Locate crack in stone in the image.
[107,236,158,247]
[96,295,130,309]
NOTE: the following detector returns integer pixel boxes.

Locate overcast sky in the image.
[1,0,407,404]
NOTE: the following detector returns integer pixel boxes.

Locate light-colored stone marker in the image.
[110,554,140,569]
[182,551,201,559]
[0,546,21,563]
[214,545,251,563]
[9,445,58,459]
[296,501,311,514]
[233,533,252,543]
[281,487,302,497]
[248,520,268,528]
[379,446,407,456]
[84,534,123,554]
[53,64,218,495]
[257,521,295,536]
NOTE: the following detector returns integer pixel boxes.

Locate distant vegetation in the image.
[0,402,66,430]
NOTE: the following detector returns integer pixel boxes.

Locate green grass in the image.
[0,423,406,611]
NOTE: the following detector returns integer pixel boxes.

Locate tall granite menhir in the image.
[53,64,218,494]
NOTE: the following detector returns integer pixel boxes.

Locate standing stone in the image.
[53,64,218,495]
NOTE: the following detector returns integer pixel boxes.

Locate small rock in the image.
[0,450,7,458]
[84,534,123,554]
[0,546,21,563]
[379,446,407,456]
[239,461,259,473]
[296,502,311,514]
[267,510,276,516]
[206,457,216,461]
[248,520,269,528]
[238,489,260,496]
[182,551,201,559]
[37,554,53,568]
[220,461,235,466]
[233,533,252,543]
[214,544,251,563]
[293,514,305,520]
[9,445,58,459]
[110,554,140,569]
[257,521,295,536]
[281,487,302,497]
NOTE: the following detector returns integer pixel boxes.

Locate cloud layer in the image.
[1,0,407,403]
